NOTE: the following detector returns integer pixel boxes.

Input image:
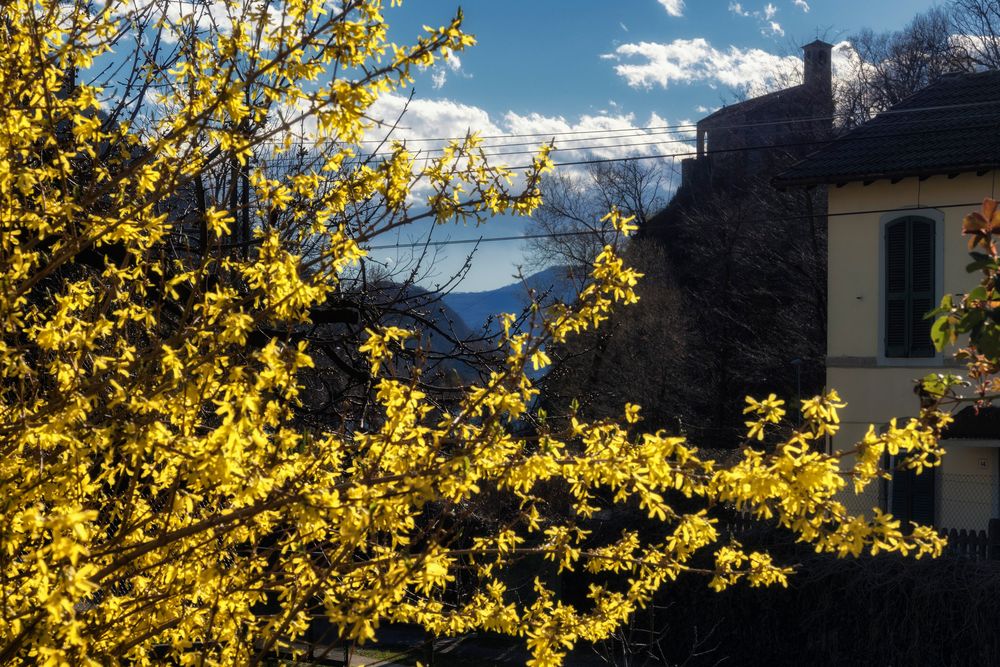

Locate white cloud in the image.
[366,95,689,164]
[109,0,287,45]
[108,0,228,43]
[427,52,465,90]
[657,0,685,17]
[603,38,802,92]
[368,95,502,146]
[728,2,784,38]
[502,110,687,162]
[360,94,689,199]
[793,0,810,12]
[830,40,863,79]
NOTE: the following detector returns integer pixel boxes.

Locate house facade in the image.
[776,70,1000,531]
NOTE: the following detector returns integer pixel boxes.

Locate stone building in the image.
[677,39,834,202]
[641,41,835,449]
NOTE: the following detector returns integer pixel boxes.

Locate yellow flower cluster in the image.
[0,1,951,666]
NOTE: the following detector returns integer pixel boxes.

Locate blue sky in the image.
[369,0,942,291]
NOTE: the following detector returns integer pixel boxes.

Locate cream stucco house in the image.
[776,70,1000,531]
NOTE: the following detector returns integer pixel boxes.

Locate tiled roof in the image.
[699,84,812,124]
[774,70,1000,186]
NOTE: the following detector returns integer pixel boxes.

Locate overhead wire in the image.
[128,96,1000,253]
[249,114,1000,252]
[347,98,1000,145]
[247,99,1000,159]
[251,117,1000,171]
[365,201,987,250]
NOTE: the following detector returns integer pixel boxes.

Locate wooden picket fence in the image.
[940,527,990,559]
[723,514,1000,562]
[938,519,1000,561]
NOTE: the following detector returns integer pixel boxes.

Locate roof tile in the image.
[774,70,1000,186]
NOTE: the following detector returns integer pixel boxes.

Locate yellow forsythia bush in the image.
[0,0,949,665]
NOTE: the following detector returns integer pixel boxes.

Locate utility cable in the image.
[365,201,986,250]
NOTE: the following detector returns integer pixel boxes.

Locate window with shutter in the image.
[890,462,936,528]
[884,216,936,358]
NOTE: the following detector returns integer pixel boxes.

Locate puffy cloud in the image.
[605,38,858,98]
[603,38,802,92]
[501,110,688,163]
[657,0,685,17]
[827,40,866,85]
[104,0,345,44]
[365,94,688,166]
[359,94,690,202]
[793,0,810,12]
[367,94,503,146]
[768,21,784,37]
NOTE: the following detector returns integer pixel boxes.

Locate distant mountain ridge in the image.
[443,266,578,332]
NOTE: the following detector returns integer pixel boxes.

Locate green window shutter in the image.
[910,466,936,525]
[890,461,912,523]
[909,219,935,357]
[884,220,908,357]
[891,463,936,528]
[884,217,936,358]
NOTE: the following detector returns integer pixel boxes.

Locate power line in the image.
[364,201,987,251]
[350,98,1000,146]
[251,117,1000,171]
[411,108,1000,158]
[408,113,1000,160]
[358,123,696,143]
[32,84,1000,159]
[380,127,693,152]
[248,99,1000,158]
[367,230,613,250]
[105,101,997,177]
[497,119,1000,168]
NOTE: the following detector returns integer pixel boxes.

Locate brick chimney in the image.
[802,40,832,94]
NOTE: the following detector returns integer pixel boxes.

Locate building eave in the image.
[774,163,1000,189]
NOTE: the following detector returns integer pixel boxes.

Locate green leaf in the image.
[967,257,996,273]
[967,285,988,303]
[970,251,992,263]
[927,294,953,319]
[919,373,965,399]
[973,324,1000,359]
[930,316,953,351]
[958,308,985,333]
